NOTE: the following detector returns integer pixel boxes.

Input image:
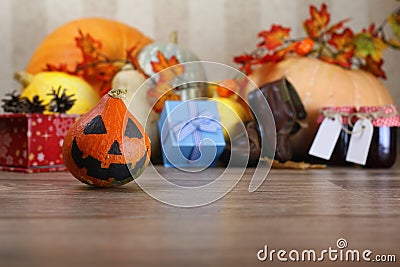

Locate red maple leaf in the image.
[360,56,386,79]
[44,63,74,74]
[233,54,254,64]
[238,63,254,75]
[151,51,181,72]
[320,50,354,68]
[303,4,330,39]
[257,25,291,50]
[94,64,120,82]
[126,45,143,74]
[363,23,377,35]
[328,28,354,51]
[334,51,354,68]
[326,18,351,34]
[233,54,255,74]
[266,43,296,62]
[76,62,121,95]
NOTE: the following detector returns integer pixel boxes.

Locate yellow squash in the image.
[16,71,100,114]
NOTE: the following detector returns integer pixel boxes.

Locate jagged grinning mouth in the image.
[71,137,147,181]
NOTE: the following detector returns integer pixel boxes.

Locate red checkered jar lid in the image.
[357,105,400,127]
[317,106,357,125]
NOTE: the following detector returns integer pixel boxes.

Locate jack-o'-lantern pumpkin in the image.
[62,88,151,187]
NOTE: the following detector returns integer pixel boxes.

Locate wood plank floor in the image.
[0,160,399,267]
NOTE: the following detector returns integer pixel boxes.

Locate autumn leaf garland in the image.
[234,3,400,79]
[44,30,133,94]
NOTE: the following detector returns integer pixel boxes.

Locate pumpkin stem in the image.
[121,63,134,71]
[169,31,178,44]
[108,88,127,99]
[14,71,34,87]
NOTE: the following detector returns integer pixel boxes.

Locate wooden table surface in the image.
[1,161,399,267]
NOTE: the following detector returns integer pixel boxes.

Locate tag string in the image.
[321,105,398,135]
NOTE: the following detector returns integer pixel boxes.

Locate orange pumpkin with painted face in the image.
[62,88,151,187]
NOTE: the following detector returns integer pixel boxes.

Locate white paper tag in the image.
[309,114,343,160]
[345,119,373,165]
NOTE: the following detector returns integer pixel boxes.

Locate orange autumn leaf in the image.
[44,63,74,74]
[303,3,330,39]
[258,25,291,50]
[270,43,296,61]
[151,90,181,113]
[233,53,254,64]
[94,63,120,82]
[320,49,353,68]
[233,3,399,79]
[326,18,351,34]
[360,56,386,79]
[388,10,400,41]
[75,29,104,63]
[233,54,255,74]
[353,32,387,62]
[150,50,185,81]
[151,50,182,73]
[77,62,121,95]
[126,44,142,72]
[336,51,354,68]
[328,28,354,51]
[320,50,354,69]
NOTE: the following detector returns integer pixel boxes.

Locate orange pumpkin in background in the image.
[26,17,153,96]
[243,56,395,159]
[62,88,151,187]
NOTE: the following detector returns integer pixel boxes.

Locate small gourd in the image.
[111,64,146,105]
[111,64,162,162]
[62,88,151,187]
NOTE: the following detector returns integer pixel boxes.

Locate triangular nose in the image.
[108,140,122,155]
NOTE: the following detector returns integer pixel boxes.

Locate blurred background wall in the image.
[0,0,399,110]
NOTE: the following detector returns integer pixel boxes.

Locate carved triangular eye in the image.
[125,118,142,138]
[108,140,122,155]
[84,115,107,134]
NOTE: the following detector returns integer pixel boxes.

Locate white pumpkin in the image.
[112,64,162,161]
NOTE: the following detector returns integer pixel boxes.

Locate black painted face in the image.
[71,138,147,181]
[71,115,147,181]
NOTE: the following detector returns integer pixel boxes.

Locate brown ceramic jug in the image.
[220,120,261,167]
[248,77,307,162]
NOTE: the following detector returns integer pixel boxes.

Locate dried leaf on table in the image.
[262,157,326,170]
